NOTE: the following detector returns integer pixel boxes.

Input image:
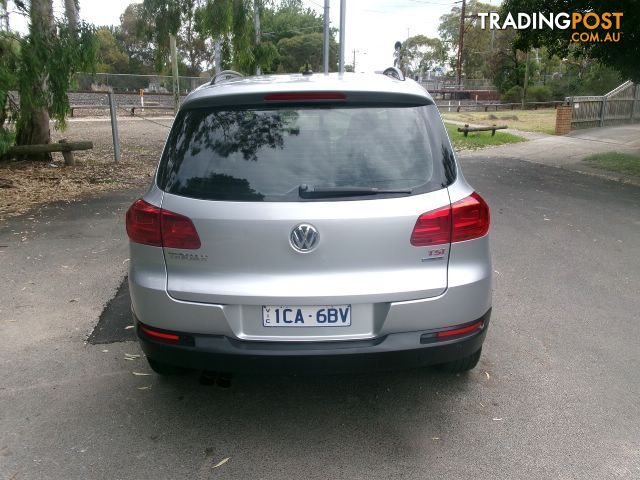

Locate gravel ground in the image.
[0,117,170,220]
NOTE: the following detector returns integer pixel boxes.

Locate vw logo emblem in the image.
[290,223,319,253]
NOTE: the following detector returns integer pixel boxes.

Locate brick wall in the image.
[555,104,573,135]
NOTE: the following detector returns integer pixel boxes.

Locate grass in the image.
[583,152,640,177]
[445,122,526,151]
[441,109,556,134]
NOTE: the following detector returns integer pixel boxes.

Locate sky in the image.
[6,0,499,72]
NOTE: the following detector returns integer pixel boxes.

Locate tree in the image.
[399,35,446,78]
[95,28,130,73]
[438,0,495,79]
[276,32,336,73]
[64,0,78,30]
[196,0,278,74]
[2,0,96,156]
[15,0,55,152]
[115,3,155,73]
[0,31,19,154]
[179,1,210,75]
[138,0,211,75]
[501,0,639,82]
[261,0,324,45]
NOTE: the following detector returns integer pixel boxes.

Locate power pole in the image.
[522,49,529,109]
[323,0,330,73]
[338,0,346,74]
[254,0,261,75]
[353,49,356,71]
[170,34,179,114]
[456,0,466,88]
[213,38,221,74]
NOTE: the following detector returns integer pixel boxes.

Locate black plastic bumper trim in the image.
[135,308,491,374]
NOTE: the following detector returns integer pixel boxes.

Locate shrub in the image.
[501,85,523,103]
[0,128,15,157]
[526,85,553,102]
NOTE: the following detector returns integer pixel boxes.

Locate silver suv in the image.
[126,70,492,375]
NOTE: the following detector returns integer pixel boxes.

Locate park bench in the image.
[7,139,93,166]
[127,105,174,116]
[457,124,508,137]
[70,105,109,116]
[69,104,174,116]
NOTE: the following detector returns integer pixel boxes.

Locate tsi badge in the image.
[422,247,447,262]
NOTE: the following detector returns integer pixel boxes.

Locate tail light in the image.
[126,199,201,249]
[411,192,489,246]
[451,192,490,242]
[264,92,346,101]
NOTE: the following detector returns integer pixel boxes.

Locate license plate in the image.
[262,305,351,327]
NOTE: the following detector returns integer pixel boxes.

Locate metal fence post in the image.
[108,90,121,162]
[170,34,180,114]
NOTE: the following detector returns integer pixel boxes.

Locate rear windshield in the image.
[158,104,456,201]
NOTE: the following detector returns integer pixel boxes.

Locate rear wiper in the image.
[298,184,413,199]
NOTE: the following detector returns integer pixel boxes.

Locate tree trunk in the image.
[64,0,78,30]
[1,0,9,32]
[15,0,53,159]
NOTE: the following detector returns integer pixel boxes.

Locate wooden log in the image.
[58,139,75,166]
[457,124,508,137]
[8,141,93,155]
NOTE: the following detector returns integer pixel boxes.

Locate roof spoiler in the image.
[210,70,244,85]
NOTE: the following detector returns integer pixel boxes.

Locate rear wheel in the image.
[147,358,190,376]
[436,348,482,373]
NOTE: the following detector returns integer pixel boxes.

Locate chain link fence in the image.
[72,72,210,94]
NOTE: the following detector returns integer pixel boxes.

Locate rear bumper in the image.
[136,309,491,374]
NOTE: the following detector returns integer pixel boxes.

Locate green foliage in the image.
[399,35,446,77]
[526,85,552,102]
[0,128,15,156]
[16,20,97,132]
[501,85,523,103]
[0,32,20,129]
[501,0,639,82]
[542,58,622,98]
[95,28,129,73]
[197,0,265,74]
[140,0,183,71]
[438,0,496,78]
[114,3,156,73]
[0,8,96,151]
[276,32,336,73]
[261,0,323,45]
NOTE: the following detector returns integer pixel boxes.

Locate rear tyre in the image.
[436,348,482,373]
[147,358,190,376]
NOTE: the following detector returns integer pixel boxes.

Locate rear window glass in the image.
[158,104,455,201]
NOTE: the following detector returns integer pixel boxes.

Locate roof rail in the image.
[381,67,405,81]
[210,70,244,85]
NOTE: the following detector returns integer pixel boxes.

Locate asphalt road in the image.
[1,156,639,479]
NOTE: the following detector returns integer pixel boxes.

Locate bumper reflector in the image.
[436,321,484,338]
[139,325,181,343]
